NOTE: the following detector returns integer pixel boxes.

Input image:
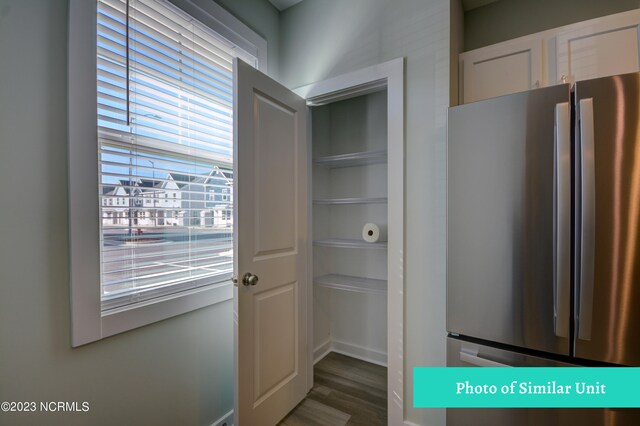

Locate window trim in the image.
[68,0,267,347]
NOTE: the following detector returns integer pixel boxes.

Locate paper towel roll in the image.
[362,223,387,243]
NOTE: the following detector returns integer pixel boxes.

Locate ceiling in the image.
[269,0,498,13]
[462,0,499,11]
[268,0,303,11]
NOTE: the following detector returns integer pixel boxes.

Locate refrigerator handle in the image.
[460,350,511,368]
[554,102,571,338]
[578,98,596,341]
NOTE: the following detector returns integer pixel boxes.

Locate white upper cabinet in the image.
[556,10,640,84]
[460,38,543,103]
[459,9,640,103]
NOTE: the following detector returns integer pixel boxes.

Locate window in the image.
[68,0,267,346]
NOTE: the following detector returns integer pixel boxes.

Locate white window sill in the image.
[100,281,233,341]
[71,281,233,347]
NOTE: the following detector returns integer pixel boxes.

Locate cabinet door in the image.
[460,38,542,103]
[556,10,640,84]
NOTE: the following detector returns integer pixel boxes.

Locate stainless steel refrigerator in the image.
[447,72,640,425]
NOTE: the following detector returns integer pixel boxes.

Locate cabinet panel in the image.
[461,39,542,103]
[556,10,640,84]
[458,10,640,105]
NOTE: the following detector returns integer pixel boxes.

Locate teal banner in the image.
[414,367,640,408]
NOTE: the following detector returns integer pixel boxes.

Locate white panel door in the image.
[234,58,309,426]
[461,38,542,103]
[556,10,640,84]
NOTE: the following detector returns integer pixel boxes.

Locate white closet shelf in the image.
[313,197,388,205]
[314,274,387,295]
[313,238,387,249]
[313,150,387,168]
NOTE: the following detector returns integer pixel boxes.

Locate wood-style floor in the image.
[279,352,387,426]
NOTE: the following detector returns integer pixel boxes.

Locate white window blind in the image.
[97,0,254,311]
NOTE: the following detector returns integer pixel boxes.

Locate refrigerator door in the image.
[448,85,571,356]
[574,72,640,365]
[447,337,640,426]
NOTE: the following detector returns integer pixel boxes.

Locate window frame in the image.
[68,0,267,347]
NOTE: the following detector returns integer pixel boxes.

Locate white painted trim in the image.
[314,341,387,367]
[332,340,387,367]
[384,57,405,426]
[68,0,268,347]
[305,102,314,393]
[294,57,404,101]
[167,0,268,72]
[295,57,405,426]
[68,0,101,347]
[102,284,233,337]
[313,340,332,364]
[210,409,234,426]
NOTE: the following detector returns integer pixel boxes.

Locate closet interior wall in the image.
[311,90,389,366]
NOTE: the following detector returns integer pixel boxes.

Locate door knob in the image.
[242,272,259,286]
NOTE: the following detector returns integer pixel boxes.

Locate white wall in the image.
[0,1,249,424]
[464,0,640,51]
[450,0,464,106]
[279,1,450,425]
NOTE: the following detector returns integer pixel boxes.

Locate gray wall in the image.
[0,0,451,424]
[280,1,450,425]
[450,0,464,105]
[0,0,271,424]
[214,0,280,77]
[465,0,640,51]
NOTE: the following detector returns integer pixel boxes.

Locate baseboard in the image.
[210,409,234,426]
[313,339,333,364]
[209,402,414,426]
[315,339,388,367]
[331,340,387,367]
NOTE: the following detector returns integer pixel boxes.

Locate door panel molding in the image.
[253,281,298,405]
[252,90,298,258]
